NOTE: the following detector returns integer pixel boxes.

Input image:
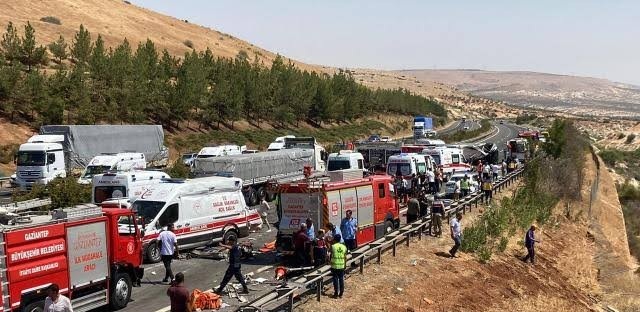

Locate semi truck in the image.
[507,138,530,162]
[0,205,142,311]
[192,148,325,206]
[15,125,168,189]
[192,137,326,206]
[412,116,435,139]
[276,174,401,250]
[129,177,262,263]
[356,142,402,169]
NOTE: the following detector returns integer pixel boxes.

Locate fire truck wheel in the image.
[22,301,44,312]
[384,220,394,234]
[146,242,162,263]
[223,229,238,245]
[110,272,132,310]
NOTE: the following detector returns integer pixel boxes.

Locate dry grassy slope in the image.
[0,0,327,72]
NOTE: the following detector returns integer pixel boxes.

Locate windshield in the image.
[94,186,127,203]
[17,151,46,166]
[430,155,441,165]
[130,201,166,226]
[83,165,111,178]
[328,160,351,171]
[515,143,527,153]
[387,163,412,176]
[181,154,193,161]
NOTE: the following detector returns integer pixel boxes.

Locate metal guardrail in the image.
[0,198,52,213]
[238,168,526,312]
[0,177,12,188]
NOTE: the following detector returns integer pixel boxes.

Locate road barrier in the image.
[238,168,526,312]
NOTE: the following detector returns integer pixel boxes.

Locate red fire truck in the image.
[0,205,142,312]
[275,174,402,249]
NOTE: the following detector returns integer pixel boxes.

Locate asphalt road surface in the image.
[114,211,281,312]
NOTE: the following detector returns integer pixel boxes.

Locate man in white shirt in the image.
[158,223,178,283]
[426,169,436,194]
[260,199,272,232]
[449,213,463,258]
[44,284,73,312]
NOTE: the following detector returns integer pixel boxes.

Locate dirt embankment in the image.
[298,151,639,312]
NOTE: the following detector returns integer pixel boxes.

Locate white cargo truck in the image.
[196,145,246,159]
[267,135,295,151]
[327,150,365,173]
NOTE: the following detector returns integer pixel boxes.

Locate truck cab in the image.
[196,145,246,159]
[78,153,146,184]
[267,135,295,151]
[15,135,66,189]
[327,150,365,172]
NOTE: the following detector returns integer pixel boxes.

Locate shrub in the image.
[498,236,509,253]
[0,144,18,164]
[183,40,194,48]
[626,133,636,144]
[13,176,90,209]
[165,161,191,179]
[478,247,492,264]
[599,149,624,167]
[40,16,61,25]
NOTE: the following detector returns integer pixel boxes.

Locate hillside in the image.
[0,0,325,72]
[395,69,640,118]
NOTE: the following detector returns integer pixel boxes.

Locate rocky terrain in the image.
[395,69,640,118]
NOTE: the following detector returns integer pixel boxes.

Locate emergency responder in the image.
[460,175,471,198]
[325,222,344,243]
[260,199,272,232]
[521,225,539,264]
[159,223,178,283]
[340,210,358,250]
[306,218,316,240]
[482,177,493,204]
[215,236,249,294]
[314,229,328,267]
[431,196,445,237]
[329,234,347,298]
[449,212,463,258]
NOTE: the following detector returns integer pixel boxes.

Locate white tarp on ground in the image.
[193,149,313,181]
[40,125,167,169]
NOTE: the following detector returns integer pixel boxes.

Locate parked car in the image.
[367,134,381,142]
[380,136,391,142]
[444,171,478,198]
[181,152,197,166]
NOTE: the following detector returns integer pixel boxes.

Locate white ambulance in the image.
[422,146,471,177]
[327,150,365,173]
[91,170,171,204]
[78,152,147,184]
[128,176,263,263]
[386,153,433,177]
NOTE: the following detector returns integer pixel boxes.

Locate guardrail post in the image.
[406,233,410,247]
[418,224,422,241]
[360,256,365,274]
[316,280,322,301]
[288,293,294,312]
[392,240,397,257]
[377,248,382,264]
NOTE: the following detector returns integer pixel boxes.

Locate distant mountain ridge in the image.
[394,69,640,118]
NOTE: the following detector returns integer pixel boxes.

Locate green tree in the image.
[19,22,47,72]
[1,22,20,64]
[48,35,68,64]
[71,24,92,65]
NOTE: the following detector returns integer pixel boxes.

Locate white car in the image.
[380,136,391,142]
[444,172,478,198]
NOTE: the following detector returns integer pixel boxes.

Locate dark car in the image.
[367,134,381,142]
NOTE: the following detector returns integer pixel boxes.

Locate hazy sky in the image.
[135,0,640,85]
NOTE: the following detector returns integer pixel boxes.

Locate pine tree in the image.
[1,22,20,64]
[71,24,92,65]
[19,22,47,72]
[48,35,68,64]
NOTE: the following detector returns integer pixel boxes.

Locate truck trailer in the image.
[0,205,142,312]
[412,116,435,139]
[15,125,168,189]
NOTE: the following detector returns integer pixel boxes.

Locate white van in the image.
[422,146,471,176]
[92,170,171,204]
[128,176,262,263]
[78,153,146,184]
[386,153,433,177]
[327,150,365,172]
[267,135,296,151]
[196,145,246,159]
